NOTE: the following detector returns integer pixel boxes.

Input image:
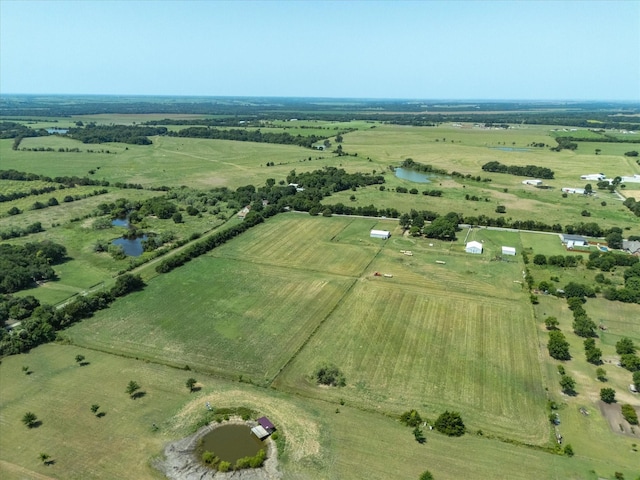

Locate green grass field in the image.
[2,118,640,479]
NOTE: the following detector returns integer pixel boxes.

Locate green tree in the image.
[172,212,183,223]
[563,444,574,457]
[633,371,640,391]
[419,471,434,480]
[560,375,576,395]
[600,387,616,403]
[91,404,100,415]
[413,426,426,443]
[544,316,559,330]
[186,377,197,392]
[75,354,85,364]
[616,337,636,355]
[22,411,38,428]
[584,184,593,195]
[596,367,607,382]
[605,231,623,249]
[533,254,547,265]
[585,346,602,364]
[548,331,571,360]
[39,452,50,464]
[218,461,232,472]
[126,380,141,398]
[434,411,465,437]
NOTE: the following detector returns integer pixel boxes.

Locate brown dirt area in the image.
[598,401,640,438]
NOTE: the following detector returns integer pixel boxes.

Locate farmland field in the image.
[2,102,640,480]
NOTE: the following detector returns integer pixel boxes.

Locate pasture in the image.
[2,116,640,479]
[2,343,616,480]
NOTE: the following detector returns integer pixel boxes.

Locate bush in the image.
[218,461,231,472]
[400,409,422,427]
[434,411,465,437]
[314,363,346,387]
[621,404,638,425]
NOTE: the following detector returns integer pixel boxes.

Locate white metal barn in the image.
[370,229,391,239]
[465,241,483,254]
[522,179,543,186]
[502,246,516,256]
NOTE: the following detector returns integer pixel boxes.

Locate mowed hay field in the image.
[275,251,548,443]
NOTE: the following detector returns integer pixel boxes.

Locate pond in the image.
[111,218,129,227]
[112,235,147,257]
[46,128,69,134]
[394,167,433,183]
[490,147,531,152]
[197,424,265,464]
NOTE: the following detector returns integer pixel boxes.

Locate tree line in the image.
[67,124,167,145]
[481,161,554,179]
[167,126,327,149]
[0,241,67,294]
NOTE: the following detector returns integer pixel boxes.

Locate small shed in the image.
[522,179,543,186]
[370,229,391,239]
[465,241,483,254]
[257,416,276,434]
[502,246,516,256]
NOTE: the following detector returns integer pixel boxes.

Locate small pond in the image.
[198,424,265,464]
[394,167,433,183]
[490,147,531,152]
[46,128,69,134]
[112,235,147,257]
[111,218,129,227]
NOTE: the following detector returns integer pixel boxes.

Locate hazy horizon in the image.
[1,0,639,102]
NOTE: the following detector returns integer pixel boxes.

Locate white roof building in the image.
[465,241,483,254]
[370,229,391,239]
[502,246,516,256]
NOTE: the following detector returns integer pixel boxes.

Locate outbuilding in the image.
[465,241,483,254]
[502,246,516,256]
[561,234,587,247]
[370,229,391,239]
[522,179,543,186]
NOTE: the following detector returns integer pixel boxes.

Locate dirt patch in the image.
[598,401,640,438]
[154,417,281,480]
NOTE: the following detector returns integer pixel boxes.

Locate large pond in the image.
[112,235,147,257]
[198,424,265,464]
[394,167,433,183]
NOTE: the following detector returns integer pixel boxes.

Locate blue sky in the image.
[1,0,639,100]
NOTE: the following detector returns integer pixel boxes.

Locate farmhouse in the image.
[561,234,587,248]
[561,187,586,195]
[465,241,483,254]
[502,246,516,256]
[522,179,543,186]
[370,229,391,239]
[622,240,640,255]
[237,206,251,219]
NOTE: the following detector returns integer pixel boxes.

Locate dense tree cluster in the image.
[481,161,554,179]
[400,409,423,427]
[602,261,640,304]
[67,124,167,144]
[0,241,66,293]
